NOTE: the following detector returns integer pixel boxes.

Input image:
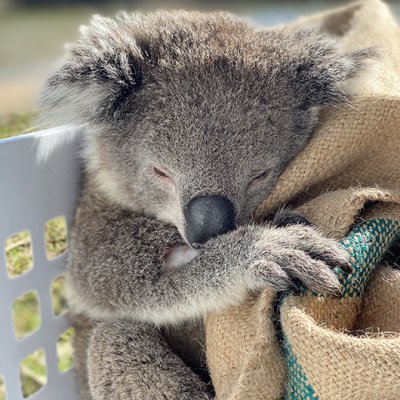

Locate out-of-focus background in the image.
[1,0,399,138]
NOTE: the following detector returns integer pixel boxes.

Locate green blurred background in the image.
[1,0,399,137]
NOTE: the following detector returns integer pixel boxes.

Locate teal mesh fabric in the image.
[283,218,400,400]
[339,219,400,297]
[284,341,318,400]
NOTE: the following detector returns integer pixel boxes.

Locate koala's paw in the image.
[270,208,312,228]
[247,224,350,295]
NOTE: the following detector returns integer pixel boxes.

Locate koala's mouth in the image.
[164,243,202,272]
[184,194,236,247]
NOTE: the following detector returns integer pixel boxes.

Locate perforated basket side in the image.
[0,126,83,400]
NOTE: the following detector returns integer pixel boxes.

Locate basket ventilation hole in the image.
[5,230,33,278]
[12,291,41,340]
[44,216,68,260]
[57,327,75,373]
[19,349,47,398]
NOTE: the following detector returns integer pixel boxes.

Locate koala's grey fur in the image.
[40,10,368,400]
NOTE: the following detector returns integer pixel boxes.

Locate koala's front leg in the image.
[88,320,213,400]
[68,188,350,325]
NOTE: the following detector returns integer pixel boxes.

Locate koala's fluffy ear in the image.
[40,14,151,126]
[272,29,374,109]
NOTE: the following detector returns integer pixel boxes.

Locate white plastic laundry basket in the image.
[0,126,83,400]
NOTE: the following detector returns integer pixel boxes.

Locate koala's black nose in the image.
[185,195,236,247]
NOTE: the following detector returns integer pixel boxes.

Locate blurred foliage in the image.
[57,327,75,373]
[2,215,73,398]
[12,292,41,340]
[0,8,94,68]
[45,217,68,260]
[20,349,47,398]
[5,231,33,278]
[0,113,36,140]
[51,276,69,316]
[0,377,4,400]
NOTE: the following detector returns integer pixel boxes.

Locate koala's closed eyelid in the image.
[152,166,174,183]
[251,169,269,181]
[247,169,270,189]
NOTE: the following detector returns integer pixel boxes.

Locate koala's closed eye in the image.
[248,169,270,188]
[153,166,174,183]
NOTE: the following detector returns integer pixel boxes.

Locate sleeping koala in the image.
[40,11,367,400]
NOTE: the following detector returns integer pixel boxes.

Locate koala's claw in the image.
[269,209,312,228]
[338,261,353,274]
[248,224,350,295]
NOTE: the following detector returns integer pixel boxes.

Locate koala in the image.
[40,11,367,400]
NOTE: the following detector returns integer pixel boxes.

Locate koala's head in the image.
[40,11,370,246]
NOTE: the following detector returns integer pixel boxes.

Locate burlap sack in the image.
[281,201,400,400]
[355,264,400,333]
[205,1,400,399]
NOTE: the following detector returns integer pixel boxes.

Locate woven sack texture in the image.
[205,1,400,399]
[282,216,400,400]
[355,264,400,333]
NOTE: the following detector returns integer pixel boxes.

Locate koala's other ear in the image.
[276,29,375,109]
[40,14,152,126]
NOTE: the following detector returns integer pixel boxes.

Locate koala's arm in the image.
[67,185,349,325]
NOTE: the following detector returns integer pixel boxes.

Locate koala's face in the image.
[94,73,314,244]
[41,11,368,245]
